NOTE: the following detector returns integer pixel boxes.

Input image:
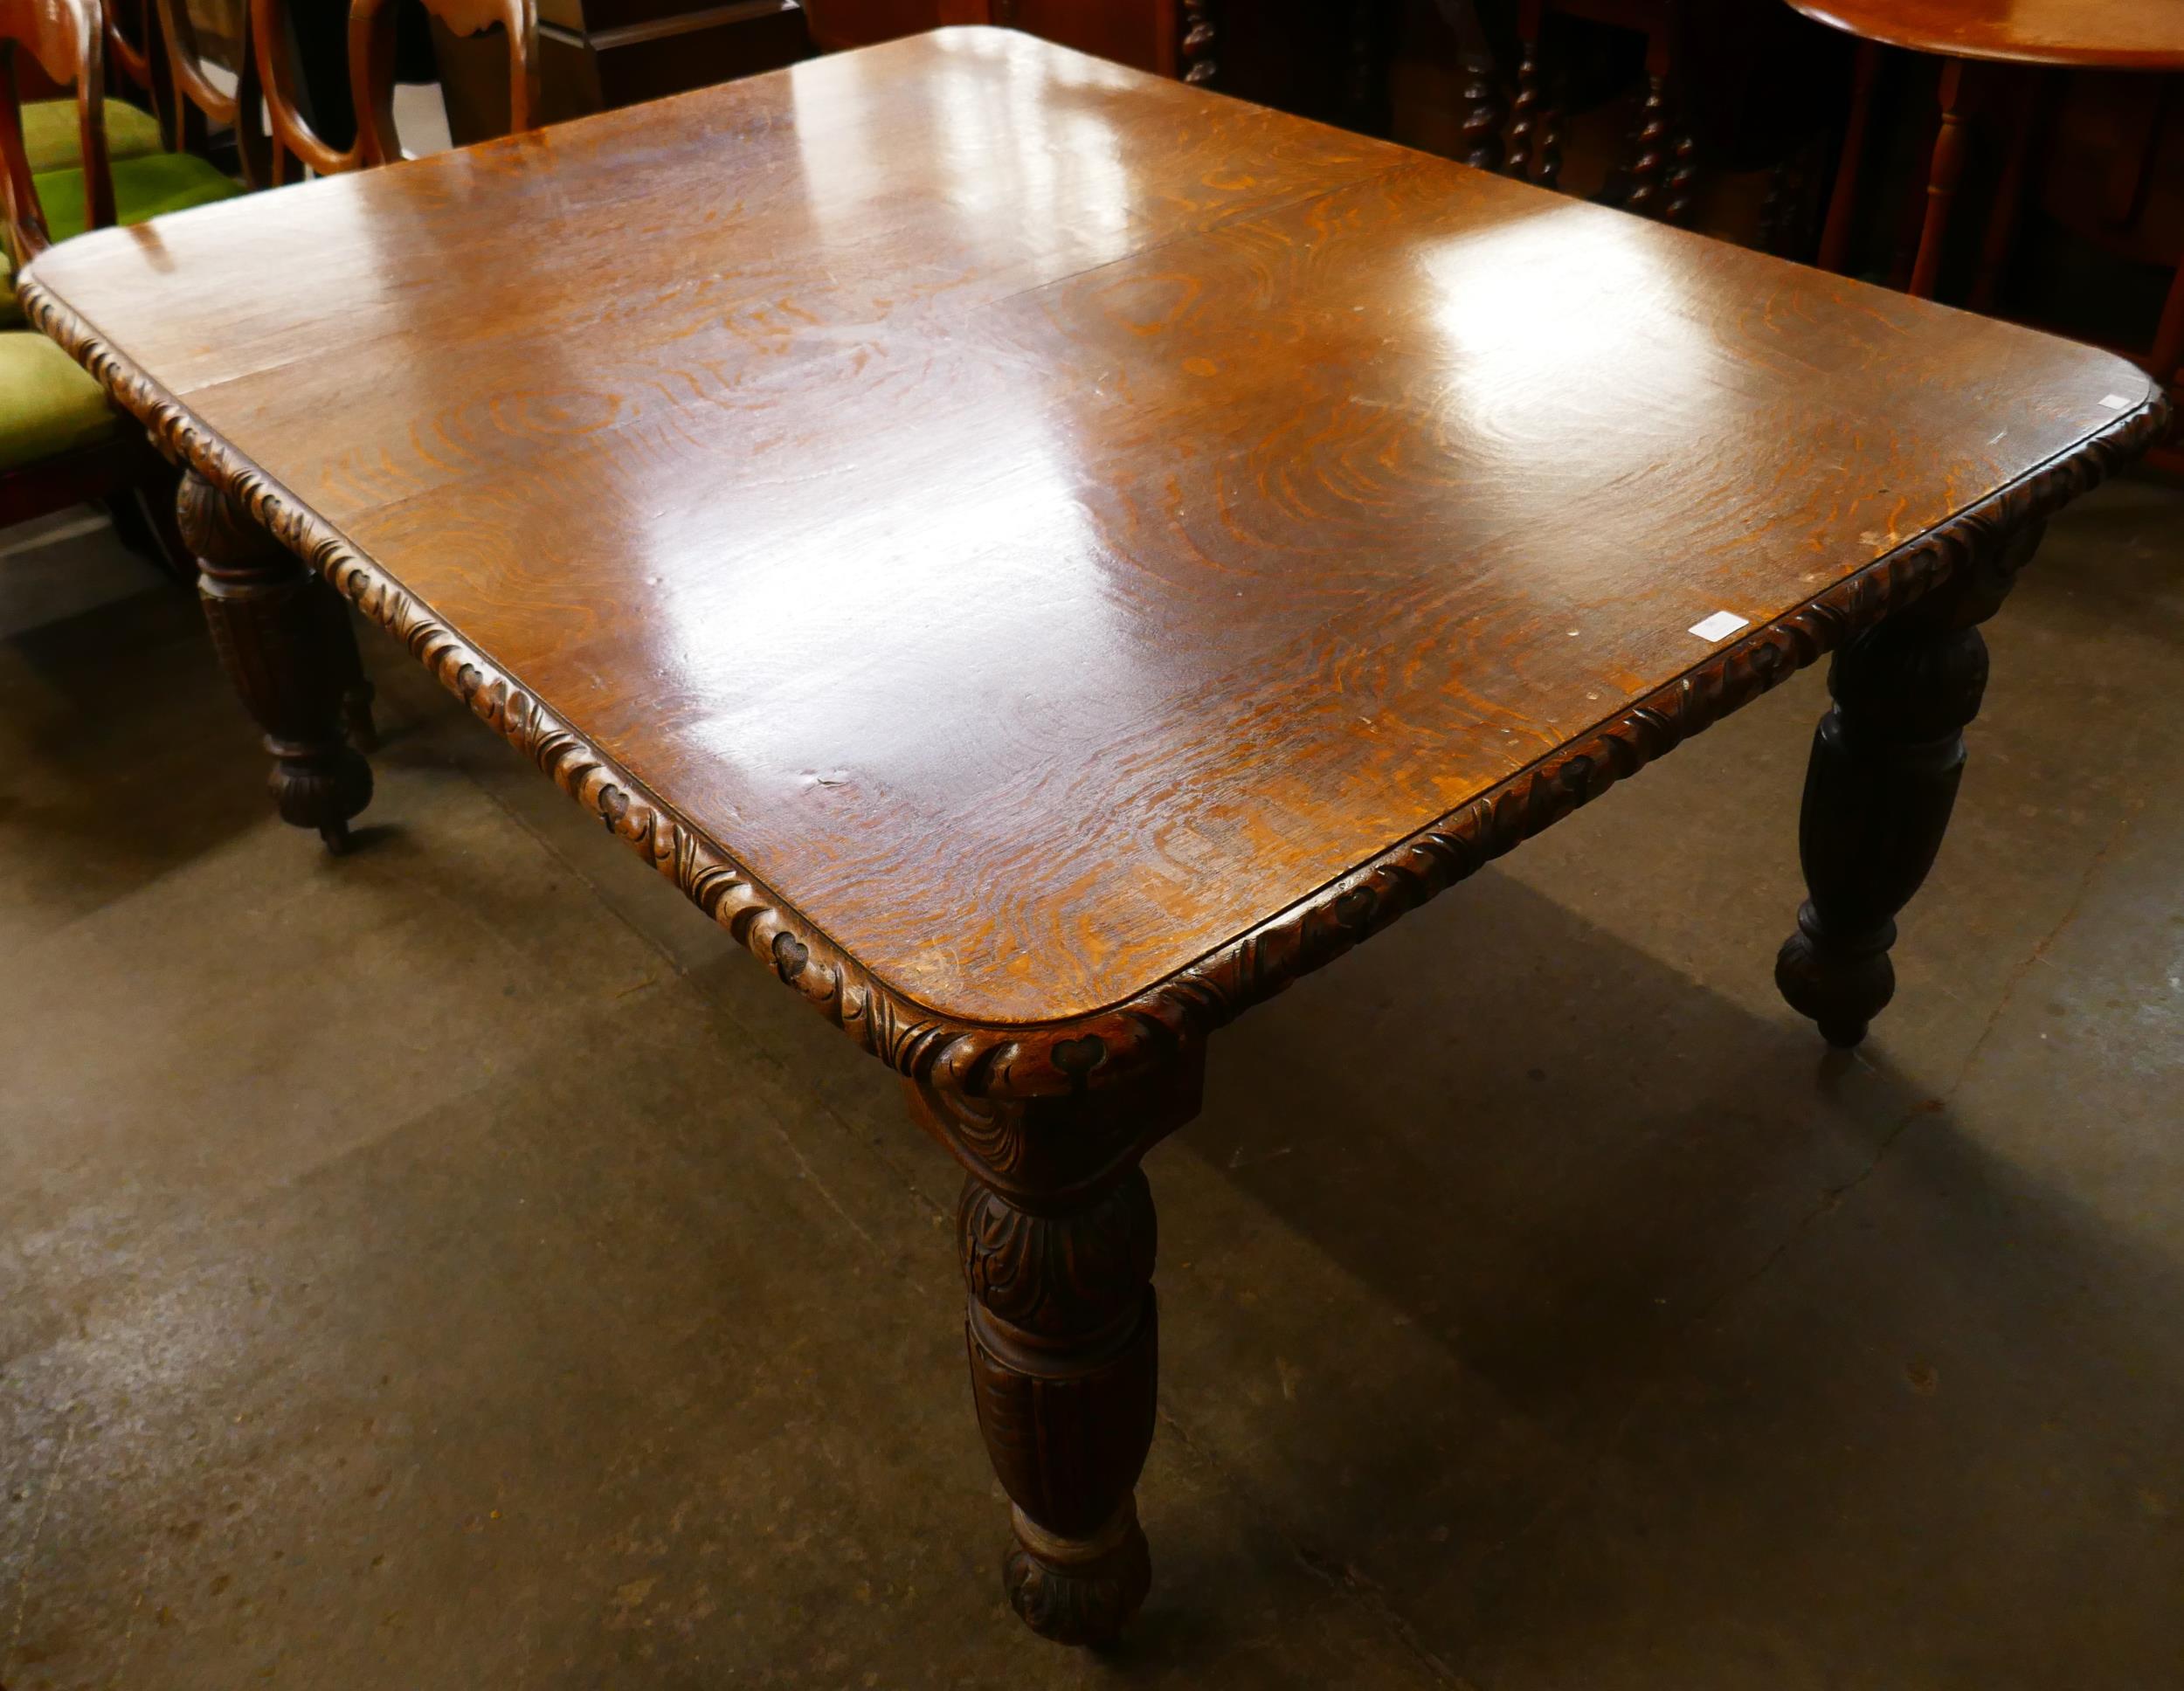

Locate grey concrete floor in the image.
[1,481,2180,1689]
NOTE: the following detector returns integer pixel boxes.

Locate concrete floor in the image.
[1,480,2180,1689]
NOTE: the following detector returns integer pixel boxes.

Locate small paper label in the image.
[2098,392,2134,410]
[1689,610,1750,643]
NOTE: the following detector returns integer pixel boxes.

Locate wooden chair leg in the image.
[1459,42,1505,171]
[2147,255,2184,392]
[1178,0,1217,86]
[1909,57,1970,300]
[1970,67,2047,314]
[1506,0,1545,181]
[1538,59,1565,189]
[1818,38,1883,273]
[101,456,192,584]
[1343,0,1393,137]
[1623,33,1694,225]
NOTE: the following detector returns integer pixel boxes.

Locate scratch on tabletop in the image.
[112,1535,159,1684]
[10,1415,75,1654]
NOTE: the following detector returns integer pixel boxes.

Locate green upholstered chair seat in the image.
[32,149,244,247]
[24,97,166,176]
[0,330,124,473]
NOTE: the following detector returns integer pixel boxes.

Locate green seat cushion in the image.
[31,149,244,247]
[24,98,167,176]
[0,331,124,473]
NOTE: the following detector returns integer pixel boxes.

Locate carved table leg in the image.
[1776,525,2041,1046]
[178,470,374,851]
[908,1051,1204,1646]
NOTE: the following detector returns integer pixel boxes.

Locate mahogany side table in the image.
[1795,0,2184,383]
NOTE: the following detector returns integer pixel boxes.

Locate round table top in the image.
[1785,0,2184,70]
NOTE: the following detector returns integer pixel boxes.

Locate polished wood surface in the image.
[1787,0,2184,70]
[21,27,2154,1032]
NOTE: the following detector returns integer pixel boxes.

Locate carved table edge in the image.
[23,276,2167,1100]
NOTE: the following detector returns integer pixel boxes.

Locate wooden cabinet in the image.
[525,0,815,123]
[802,0,1189,78]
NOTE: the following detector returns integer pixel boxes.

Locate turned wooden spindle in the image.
[1909,58,1969,299]
[1506,0,1545,183]
[1458,46,1503,172]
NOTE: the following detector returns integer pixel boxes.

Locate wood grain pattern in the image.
[1785,0,2184,71]
[19,29,2167,1097]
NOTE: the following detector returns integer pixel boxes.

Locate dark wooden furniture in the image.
[20,26,2163,1646]
[0,0,185,557]
[152,0,269,177]
[522,0,809,127]
[802,0,1212,80]
[100,0,171,142]
[1798,0,2184,385]
[1494,0,1695,217]
[254,0,538,174]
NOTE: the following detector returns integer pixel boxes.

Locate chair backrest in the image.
[0,0,114,258]
[101,0,162,128]
[252,0,535,180]
[152,0,266,182]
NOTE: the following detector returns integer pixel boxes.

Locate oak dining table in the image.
[18,25,2164,1646]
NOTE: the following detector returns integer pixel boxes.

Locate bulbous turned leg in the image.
[178,471,373,851]
[909,1051,1203,1647]
[963,1170,1158,1645]
[1776,526,2040,1045]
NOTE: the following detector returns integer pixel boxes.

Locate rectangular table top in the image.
[24,28,2157,1034]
